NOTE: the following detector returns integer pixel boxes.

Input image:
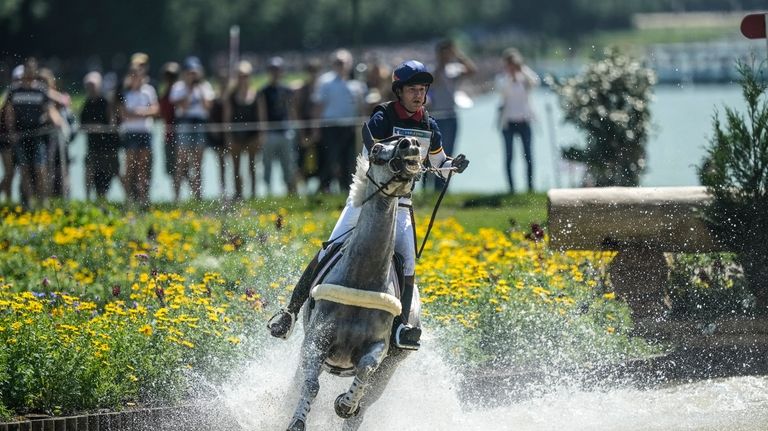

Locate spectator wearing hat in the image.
[312,48,367,193]
[123,52,151,91]
[158,62,180,182]
[257,56,297,196]
[5,58,64,207]
[223,60,259,200]
[131,52,149,69]
[170,56,215,201]
[118,66,158,208]
[426,39,477,191]
[80,71,119,200]
[39,67,76,200]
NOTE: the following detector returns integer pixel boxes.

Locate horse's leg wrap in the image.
[335,341,386,418]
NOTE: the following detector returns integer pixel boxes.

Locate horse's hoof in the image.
[287,418,305,431]
[334,393,360,418]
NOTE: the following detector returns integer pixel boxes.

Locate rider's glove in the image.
[452,154,469,173]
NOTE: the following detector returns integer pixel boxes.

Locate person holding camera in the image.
[169,56,215,201]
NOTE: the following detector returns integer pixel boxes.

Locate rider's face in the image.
[400,84,427,112]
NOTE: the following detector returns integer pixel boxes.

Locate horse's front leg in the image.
[287,329,330,431]
[342,348,409,431]
[334,340,387,418]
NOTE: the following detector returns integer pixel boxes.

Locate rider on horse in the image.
[267,59,469,350]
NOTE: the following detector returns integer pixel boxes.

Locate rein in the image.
[325,161,455,260]
[415,168,453,259]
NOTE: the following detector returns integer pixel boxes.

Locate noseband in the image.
[362,144,419,205]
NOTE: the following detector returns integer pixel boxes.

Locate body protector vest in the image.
[371,101,437,161]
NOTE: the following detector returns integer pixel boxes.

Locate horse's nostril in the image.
[398,139,410,150]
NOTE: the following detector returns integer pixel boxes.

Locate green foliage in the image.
[432,258,662,371]
[667,253,754,319]
[547,47,656,186]
[0,0,648,63]
[698,61,768,311]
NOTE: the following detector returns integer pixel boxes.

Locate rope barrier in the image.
[2,108,461,140]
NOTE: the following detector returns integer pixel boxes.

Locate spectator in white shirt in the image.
[119,66,158,208]
[169,56,215,201]
[496,48,540,193]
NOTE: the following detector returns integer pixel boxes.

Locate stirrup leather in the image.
[266,309,297,340]
[394,322,421,351]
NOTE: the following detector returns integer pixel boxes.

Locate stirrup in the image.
[394,323,421,351]
[266,309,296,340]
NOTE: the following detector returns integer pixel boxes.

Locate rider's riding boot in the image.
[267,251,321,339]
[394,275,421,350]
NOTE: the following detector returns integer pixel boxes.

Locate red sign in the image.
[741,13,767,39]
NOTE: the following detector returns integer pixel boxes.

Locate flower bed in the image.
[0,202,657,420]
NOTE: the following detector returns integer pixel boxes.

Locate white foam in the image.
[218,332,768,431]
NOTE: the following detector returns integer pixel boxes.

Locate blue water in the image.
[3,84,746,202]
[458,84,745,193]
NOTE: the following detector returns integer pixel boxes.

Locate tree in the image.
[698,61,768,312]
[547,48,656,186]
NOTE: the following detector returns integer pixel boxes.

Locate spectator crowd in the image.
[1,41,534,209]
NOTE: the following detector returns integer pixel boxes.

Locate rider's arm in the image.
[366,110,390,142]
[426,117,451,179]
[427,117,468,177]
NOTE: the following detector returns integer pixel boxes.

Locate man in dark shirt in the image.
[81,71,119,200]
[4,58,58,207]
[295,59,321,187]
[257,56,297,195]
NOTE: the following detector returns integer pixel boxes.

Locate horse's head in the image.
[350,136,422,206]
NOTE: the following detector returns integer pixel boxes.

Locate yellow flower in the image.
[139,324,153,336]
[180,339,195,349]
[603,292,616,300]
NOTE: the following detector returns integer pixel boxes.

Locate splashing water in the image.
[212,329,768,431]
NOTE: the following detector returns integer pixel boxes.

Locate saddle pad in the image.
[311,245,402,300]
[311,284,402,316]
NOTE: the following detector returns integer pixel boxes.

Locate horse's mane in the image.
[349,155,370,207]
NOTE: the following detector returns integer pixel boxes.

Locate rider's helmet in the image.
[391,60,433,96]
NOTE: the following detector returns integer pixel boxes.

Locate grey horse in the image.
[286,136,423,431]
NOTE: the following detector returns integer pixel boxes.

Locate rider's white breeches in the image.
[321,197,416,277]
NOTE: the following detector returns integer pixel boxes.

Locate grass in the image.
[418,192,548,233]
[145,191,549,235]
